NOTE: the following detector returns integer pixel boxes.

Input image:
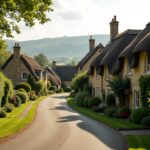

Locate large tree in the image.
[34,53,50,68]
[0,0,53,38]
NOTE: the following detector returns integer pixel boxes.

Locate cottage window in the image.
[145,55,150,73]
[96,70,100,80]
[134,90,140,109]
[22,73,28,80]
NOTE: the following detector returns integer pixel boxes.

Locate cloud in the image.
[56,10,82,20]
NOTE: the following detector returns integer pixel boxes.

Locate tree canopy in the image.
[34,53,50,68]
[0,0,53,37]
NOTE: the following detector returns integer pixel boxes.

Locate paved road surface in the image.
[0,93,128,150]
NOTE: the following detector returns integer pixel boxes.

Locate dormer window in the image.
[145,55,150,73]
[22,72,28,80]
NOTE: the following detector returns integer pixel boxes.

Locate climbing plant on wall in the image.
[139,75,150,108]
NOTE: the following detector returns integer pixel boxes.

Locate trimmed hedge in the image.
[34,81,47,96]
[141,116,150,126]
[29,91,37,101]
[16,92,28,103]
[9,96,22,107]
[15,82,31,93]
[0,107,7,118]
[131,108,150,124]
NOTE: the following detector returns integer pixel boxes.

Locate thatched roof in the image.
[77,43,104,70]
[119,23,150,67]
[46,67,61,86]
[1,53,43,80]
[99,29,140,75]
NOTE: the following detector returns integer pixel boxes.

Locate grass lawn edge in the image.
[0,96,47,142]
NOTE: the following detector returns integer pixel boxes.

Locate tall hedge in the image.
[34,81,47,96]
[1,77,13,106]
[139,76,150,108]
[0,73,5,104]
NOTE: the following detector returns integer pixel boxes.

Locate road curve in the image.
[0,93,128,150]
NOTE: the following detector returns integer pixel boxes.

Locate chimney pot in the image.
[89,36,95,51]
[13,43,21,58]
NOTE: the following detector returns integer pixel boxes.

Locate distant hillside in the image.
[6,34,109,64]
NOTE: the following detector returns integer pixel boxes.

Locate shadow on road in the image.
[53,100,128,150]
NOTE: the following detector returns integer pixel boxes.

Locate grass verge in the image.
[67,98,146,130]
[0,96,46,140]
[127,135,150,150]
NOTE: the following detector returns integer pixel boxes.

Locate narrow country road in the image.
[0,93,128,150]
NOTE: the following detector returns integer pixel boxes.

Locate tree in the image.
[0,0,53,38]
[34,53,50,68]
[0,39,11,67]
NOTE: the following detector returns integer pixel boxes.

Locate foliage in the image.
[108,76,131,106]
[72,71,88,92]
[0,0,53,38]
[0,72,5,103]
[0,39,11,67]
[27,74,35,90]
[3,103,14,113]
[141,116,150,126]
[75,91,91,106]
[16,92,28,103]
[1,77,13,106]
[88,97,101,108]
[17,88,26,93]
[0,107,7,118]
[114,107,131,119]
[106,93,116,106]
[49,86,57,92]
[139,75,150,108]
[64,86,72,92]
[34,53,50,68]
[9,96,21,107]
[15,82,31,93]
[104,107,117,117]
[34,81,47,96]
[29,91,37,101]
[131,108,150,124]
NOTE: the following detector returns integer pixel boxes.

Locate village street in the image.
[0,93,127,150]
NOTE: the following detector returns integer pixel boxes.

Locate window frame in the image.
[21,72,28,80]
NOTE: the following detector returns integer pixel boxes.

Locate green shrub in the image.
[15,82,31,93]
[75,92,90,106]
[88,97,101,108]
[16,92,28,103]
[3,103,14,112]
[104,107,117,117]
[0,107,7,118]
[64,86,72,92]
[29,91,37,101]
[141,116,150,126]
[114,107,130,119]
[34,81,47,96]
[83,97,90,108]
[17,88,26,93]
[131,108,150,124]
[49,86,57,92]
[27,74,35,90]
[49,90,55,95]
[106,93,116,106]
[10,96,22,107]
[0,72,5,102]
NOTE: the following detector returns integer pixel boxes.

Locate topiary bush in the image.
[131,108,150,124]
[141,116,150,126]
[0,107,7,118]
[16,92,28,103]
[106,93,116,106]
[75,92,91,107]
[17,88,26,93]
[29,91,37,101]
[49,86,57,92]
[104,107,118,117]
[15,82,31,93]
[88,97,101,108]
[3,103,14,113]
[9,96,22,107]
[64,86,72,92]
[34,81,47,96]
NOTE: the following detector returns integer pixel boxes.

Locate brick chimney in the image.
[110,16,119,41]
[13,43,21,58]
[89,36,95,51]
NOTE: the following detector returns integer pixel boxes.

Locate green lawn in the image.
[127,135,150,150]
[0,96,46,140]
[67,98,146,130]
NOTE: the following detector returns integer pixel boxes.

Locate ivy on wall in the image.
[139,75,150,108]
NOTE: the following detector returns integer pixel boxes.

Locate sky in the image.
[6,0,150,41]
